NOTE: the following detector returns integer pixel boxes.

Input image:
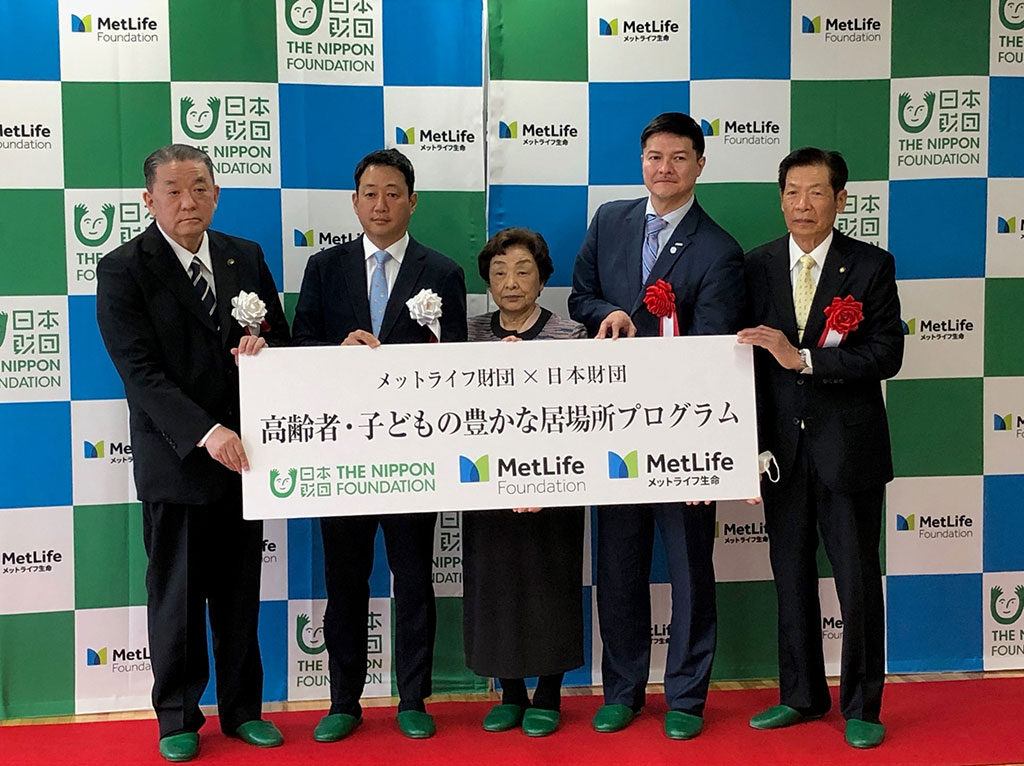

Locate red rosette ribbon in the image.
[644,279,679,337]
[817,295,864,348]
[244,320,272,337]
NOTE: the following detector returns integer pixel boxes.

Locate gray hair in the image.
[143,144,216,191]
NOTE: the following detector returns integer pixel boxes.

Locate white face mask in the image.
[758,451,780,484]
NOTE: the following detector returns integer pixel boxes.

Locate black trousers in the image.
[142,488,264,737]
[320,512,437,717]
[596,502,717,715]
[762,441,885,723]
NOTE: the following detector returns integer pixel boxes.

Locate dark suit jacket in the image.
[96,222,289,504]
[744,230,903,493]
[291,234,467,346]
[568,198,745,338]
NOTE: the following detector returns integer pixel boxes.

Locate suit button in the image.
[792,417,800,425]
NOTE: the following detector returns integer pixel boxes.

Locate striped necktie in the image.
[187,256,217,326]
[643,213,668,282]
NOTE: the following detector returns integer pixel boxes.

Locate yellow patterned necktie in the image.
[794,254,816,342]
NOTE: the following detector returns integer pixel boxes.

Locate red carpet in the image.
[2,678,1023,765]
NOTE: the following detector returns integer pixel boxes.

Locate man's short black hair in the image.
[778,147,849,194]
[354,149,415,194]
[143,144,215,191]
[478,227,554,286]
[640,112,705,158]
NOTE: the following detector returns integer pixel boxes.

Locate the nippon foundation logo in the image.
[800,13,882,42]
[1000,0,1024,31]
[69,12,159,42]
[895,513,974,539]
[285,0,325,35]
[991,584,1024,625]
[893,84,984,173]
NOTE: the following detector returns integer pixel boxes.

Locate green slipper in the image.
[664,710,703,740]
[313,713,362,742]
[592,704,637,733]
[482,704,525,732]
[397,709,436,739]
[522,708,560,737]
[750,704,824,730]
[845,718,885,748]
[234,719,284,747]
[158,732,199,763]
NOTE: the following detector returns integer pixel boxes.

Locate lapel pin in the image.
[839,266,846,274]
[670,246,677,254]
[227,258,236,266]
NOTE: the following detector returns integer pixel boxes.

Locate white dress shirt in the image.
[362,232,409,298]
[156,222,216,296]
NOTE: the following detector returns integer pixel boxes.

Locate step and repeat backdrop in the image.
[1,0,1022,719]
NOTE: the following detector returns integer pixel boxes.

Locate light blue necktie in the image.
[643,213,668,282]
[369,250,389,337]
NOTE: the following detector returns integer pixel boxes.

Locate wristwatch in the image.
[798,348,812,372]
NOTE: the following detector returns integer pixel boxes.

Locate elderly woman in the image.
[462,227,587,737]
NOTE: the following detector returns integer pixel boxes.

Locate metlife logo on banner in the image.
[791,0,892,80]
[0,81,64,189]
[58,0,170,81]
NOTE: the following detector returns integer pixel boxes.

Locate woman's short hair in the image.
[478,227,554,285]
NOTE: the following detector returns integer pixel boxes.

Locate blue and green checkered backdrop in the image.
[2,0,1023,719]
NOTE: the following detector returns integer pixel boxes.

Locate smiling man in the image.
[96,144,290,762]
[568,112,744,740]
[292,148,467,742]
[738,147,903,749]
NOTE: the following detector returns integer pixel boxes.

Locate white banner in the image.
[240,336,759,519]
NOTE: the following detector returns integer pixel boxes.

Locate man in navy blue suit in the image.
[292,149,467,742]
[569,112,744,740]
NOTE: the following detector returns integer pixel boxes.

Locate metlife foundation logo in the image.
[0,82,64,188]
[886,477,982,575]
[792,0,891,79]
[74,606,152,713]
[59,0,169,81]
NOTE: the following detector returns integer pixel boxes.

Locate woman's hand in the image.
[512,507,542,513]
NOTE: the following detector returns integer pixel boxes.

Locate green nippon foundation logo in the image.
[898,92,934,134]
[286,0,325,35]
[296,613,326,654]
[0,311,8,349]
[608,450,638,479]
[270,468,297,498]
[459,455,489,483]
[73,203,115,247]
[991,585,1024,625]
[1001,0,1024,30]
[179,97,221,141]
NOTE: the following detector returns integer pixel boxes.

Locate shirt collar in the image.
[156,221,212,275]
[362,232,409,266]
[788,229,834,272]
[645,194,696,230]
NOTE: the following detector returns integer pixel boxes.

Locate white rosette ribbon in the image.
[406,288,443,341]
[230,290,268,336]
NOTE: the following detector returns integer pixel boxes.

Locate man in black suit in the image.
[738,147,903,749]
[569,113,744,740]
[292,149,467,741]
[96,144,289,762]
